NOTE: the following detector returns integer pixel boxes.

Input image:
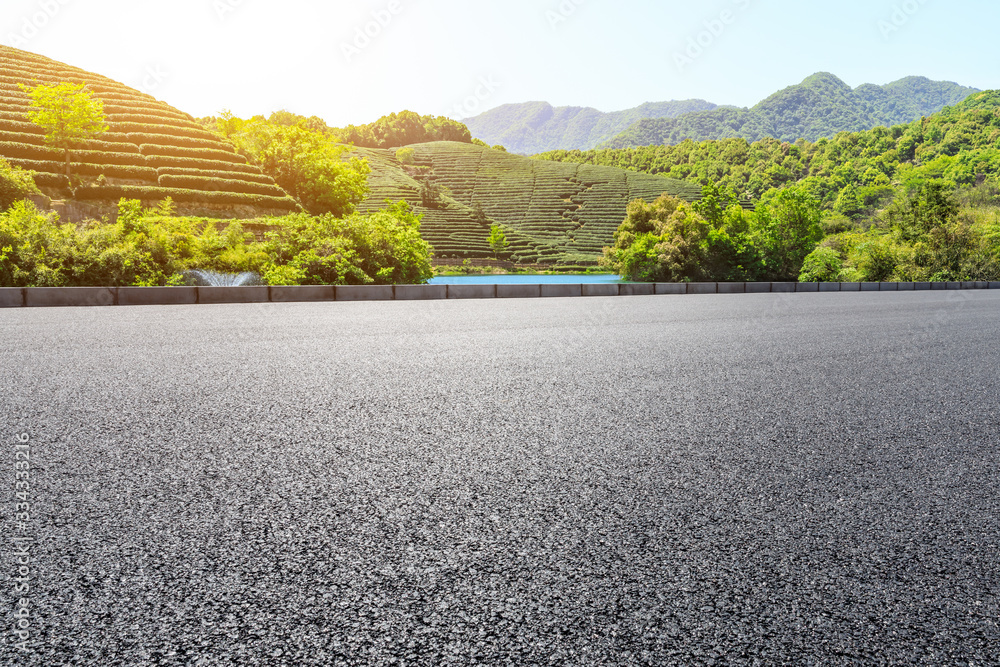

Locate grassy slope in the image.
[0,46,298,215]
[356,141,702,264]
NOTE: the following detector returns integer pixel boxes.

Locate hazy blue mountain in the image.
[601,73,979,148]
[463,100,718,154]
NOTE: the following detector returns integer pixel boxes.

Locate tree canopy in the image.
[20,82,108,177]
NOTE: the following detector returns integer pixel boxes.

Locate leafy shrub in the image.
[798,246,843,282]
[0,158,40,209]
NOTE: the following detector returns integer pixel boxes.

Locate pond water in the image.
[428,274,626,285]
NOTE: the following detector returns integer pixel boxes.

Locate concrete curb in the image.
[119,286,197,306]
[447,284,495,300]
[498,284,541,299]
[336,285,394,301]
[269,286,336,303]
[25,287,116,308]
[541,284,582,298]
[198,286,269,304]
[5,281,998,308]
[0,287,25,308]
[395,285,447,300]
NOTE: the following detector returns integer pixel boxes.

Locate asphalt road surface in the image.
[2,291,999,666]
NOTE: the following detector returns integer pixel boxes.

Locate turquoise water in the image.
[429,274,625,285]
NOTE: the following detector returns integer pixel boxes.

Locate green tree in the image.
[226,118,370,216]
[753,187,824,280]
[488,223,509,259]
[396,147,415,165]
[604,195,709,282]
[20,82,108,179]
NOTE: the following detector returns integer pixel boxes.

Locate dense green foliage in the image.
[259,109,472,149]
[217,113,370,216]
[599,74,977,148]
[464,100,717,154]
[0,157,40,209]
[604,187,822,282]
[0,198,432,287]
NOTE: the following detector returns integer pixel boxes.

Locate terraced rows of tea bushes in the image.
[357,141,701,264]
[0,46,298,214]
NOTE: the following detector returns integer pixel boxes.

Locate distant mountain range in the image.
[462,100,717,155]
[463,74,979,153]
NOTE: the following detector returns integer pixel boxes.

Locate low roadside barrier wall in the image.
[1,282,997,308]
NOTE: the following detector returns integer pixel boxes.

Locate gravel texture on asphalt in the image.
[1,291,999,666]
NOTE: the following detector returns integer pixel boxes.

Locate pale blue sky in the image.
[2,0,997,127]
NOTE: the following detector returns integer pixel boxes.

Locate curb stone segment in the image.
[541,284,583,298]
[818,283,840,292]
[497,284,541,299]
[718,283,745,294]
[0,288,25,308]
[583,284,619,297]
[119,286,197,306]
[25,287,116,307]
[655,284,686,295]
[336,285,395,301]
[772,283,796,293]
[687,283,717,295]
[198,286,269,304]
[796,283,819,293]
[269,286,335,303]
[946,282,962,291]
[620,284,655,296]
[446,284,495,299]
[860,282,880,291]
[395,285,447,300]
[879,283,898,291]
[746,282,771,293]
[897,283,915,291]
[841,283,861,292]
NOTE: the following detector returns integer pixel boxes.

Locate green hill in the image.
[463,100,717,155]
[602,73,979,148]
[355,141,702,265]
[0,46,298,216]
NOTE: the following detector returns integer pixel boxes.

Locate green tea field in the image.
[356,142,702,265]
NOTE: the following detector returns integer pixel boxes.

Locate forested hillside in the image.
[581,91,1000,284]
[601,73,978,148]
[464,100,717,154]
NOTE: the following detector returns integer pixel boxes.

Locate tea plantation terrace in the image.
[0,45,298,216]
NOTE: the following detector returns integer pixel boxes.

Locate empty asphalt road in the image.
[2,291,999,665]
